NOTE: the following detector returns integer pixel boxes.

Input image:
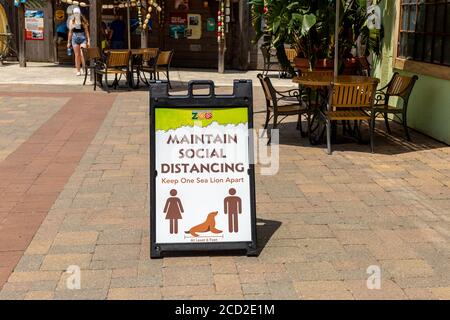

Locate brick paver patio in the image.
[0,82,449,300]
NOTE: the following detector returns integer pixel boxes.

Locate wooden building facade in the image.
[3,0,263,70]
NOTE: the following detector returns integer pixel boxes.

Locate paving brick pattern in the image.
[0,90,116,290]
[0,96,66,161]
[0,85,449,300]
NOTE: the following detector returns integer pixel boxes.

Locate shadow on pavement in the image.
[259,119,446,155]
[255,218,282,256]
[157,218,281,258]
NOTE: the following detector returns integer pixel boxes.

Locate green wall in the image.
[373,1,450,145]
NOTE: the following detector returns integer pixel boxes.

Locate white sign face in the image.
[187,14,202,40]
[154,108,252,244]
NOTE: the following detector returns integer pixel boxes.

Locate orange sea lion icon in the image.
[185,211,223,237]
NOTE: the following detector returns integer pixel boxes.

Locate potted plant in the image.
[251,0,384,76]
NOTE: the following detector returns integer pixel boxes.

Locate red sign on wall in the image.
[169,13,187,25]
[25,10,44,40]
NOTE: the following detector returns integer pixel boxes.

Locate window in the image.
[399,0,450,66]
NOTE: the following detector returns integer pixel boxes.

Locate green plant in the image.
[251,0,384,74]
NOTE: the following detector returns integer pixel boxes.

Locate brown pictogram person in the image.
[224,188,242,233]
[163,189,184,234]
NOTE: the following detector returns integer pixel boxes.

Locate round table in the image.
[293,75,379,87]
[292,74,379,145]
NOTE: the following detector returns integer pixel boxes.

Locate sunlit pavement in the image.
[0,72,449,299]
[0,62,295,88]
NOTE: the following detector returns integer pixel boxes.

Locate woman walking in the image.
[67,7,90,76]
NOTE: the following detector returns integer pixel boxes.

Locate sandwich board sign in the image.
[149,80,257,258]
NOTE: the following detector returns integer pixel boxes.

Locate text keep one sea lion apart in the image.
[167,134,238,145]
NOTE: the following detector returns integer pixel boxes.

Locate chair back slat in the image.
[107,50,130,67]
[140,48,159,68]
[387,73,418,98]
[330,81,379,109]
[157,50,173,66]
[83,47,101,61]
[141,48,159,61]
[257,73,273,102]
[285,48,297,62]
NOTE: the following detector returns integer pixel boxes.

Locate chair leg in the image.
[296,112,301,130]
[307,111,312,138]
[268,114,278,145]
[135,68,140,89]
[127,69,132,91]
[383,112,392,134]
[297,113,307,138]
[167,67,172,89]
[93,72,97,91]
[354,121,363,143]
[105,73,110,94]
[326,118,332,155]
[403,110,411,141]
[263,110,271,131]
[83,67,88,85]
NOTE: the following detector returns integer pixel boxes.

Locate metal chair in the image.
[81,47,103,85]
[326,80,379,154]
[372,72,418,141]
[260,45,280,77]
[156,50,174,88]
[257,73,308,144]
[94,50,131,92]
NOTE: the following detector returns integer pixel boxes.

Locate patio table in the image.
[103,49,146,89]
[292,74,379,145]
[293,74,379,87]
[129,50,146,88]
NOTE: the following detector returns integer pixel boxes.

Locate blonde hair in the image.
[70,14,89,29]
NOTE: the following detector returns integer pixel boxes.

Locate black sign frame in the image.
[149,80,258,258]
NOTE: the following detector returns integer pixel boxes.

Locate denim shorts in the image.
[72,32,87,46]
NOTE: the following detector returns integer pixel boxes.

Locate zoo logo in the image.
[192,111,213,120]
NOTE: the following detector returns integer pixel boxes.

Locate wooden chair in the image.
[372,72,418,141]
[139,48,160,85]
[326,80,379,154]
[285,48,297,67]
[261,45,280,77]
[156,50,174,88]
[81,47,103,85]
[94,50,131,92]
[257,73,308,143]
